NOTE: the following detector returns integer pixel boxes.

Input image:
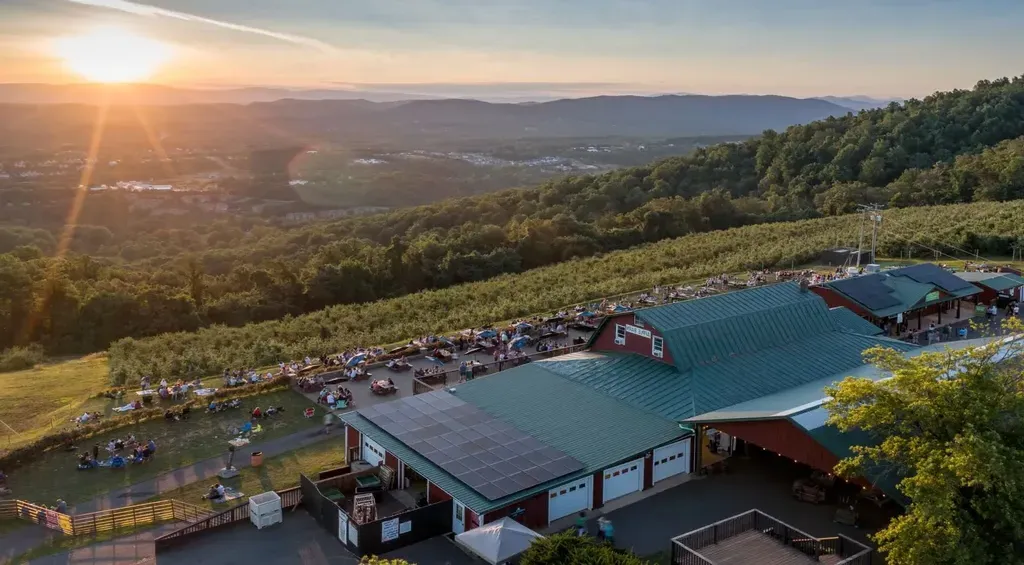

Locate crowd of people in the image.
[77,437,157,470]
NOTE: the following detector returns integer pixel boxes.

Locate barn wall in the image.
[427,482,452,504]
[590,313,674,364]
[483,490,549,531]
[714,420,842,474]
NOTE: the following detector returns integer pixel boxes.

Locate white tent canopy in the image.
[454,517,544,564]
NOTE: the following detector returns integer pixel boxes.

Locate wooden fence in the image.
[0,498,211,536]
[153,487,301,552]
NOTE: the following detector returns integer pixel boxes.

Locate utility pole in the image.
[855,204,884,267]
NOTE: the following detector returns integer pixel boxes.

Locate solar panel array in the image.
[830,274,902,310]
[360,391,584,501]
[896,264,976,293]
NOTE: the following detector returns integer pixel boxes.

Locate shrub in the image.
[519,532,653,565]
[0,344,46,373]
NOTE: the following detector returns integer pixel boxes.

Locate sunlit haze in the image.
[1,0,1023,98]
[54,26,172,83]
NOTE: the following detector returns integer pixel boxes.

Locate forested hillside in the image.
[3,76,1024,357]
[105,201,1024,383]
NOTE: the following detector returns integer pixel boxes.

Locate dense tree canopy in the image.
[825,332,1024,565]
[3,76,1024,359]
[519,532,652,565]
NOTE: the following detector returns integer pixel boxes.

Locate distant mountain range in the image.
[816,95,904,111]
[0,84,897,149]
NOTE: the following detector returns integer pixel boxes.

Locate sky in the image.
[1,0,1022,98]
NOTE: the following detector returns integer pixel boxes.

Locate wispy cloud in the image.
[64,0,337,53]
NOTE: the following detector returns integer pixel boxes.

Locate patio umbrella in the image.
[612,304,630,313]
[509,335,530,350]
[454,518,543,565]
[477,329,498,339]
[578,311,596,319]
[345,354,366,367]
[515,321,533,331]
[425,356,445,366]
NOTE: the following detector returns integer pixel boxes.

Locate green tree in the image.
[519,532,652,565]
[825,337,1024,565]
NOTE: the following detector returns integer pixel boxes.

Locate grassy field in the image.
[0,355,110,451]
[5,389,319,505]
[154,437,346,508]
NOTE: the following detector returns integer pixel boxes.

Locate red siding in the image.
[810,286,875,320]
[714,420,841,474]
[346,425,361,464]
[465,508,480,530]
[428,482,451,504]
[483,490,549,530]
[385,452,399,473]
[592,470,604,509]
[642,451,654,490]
[590,313,674,364]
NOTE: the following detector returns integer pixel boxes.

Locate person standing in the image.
[575,511,587,537]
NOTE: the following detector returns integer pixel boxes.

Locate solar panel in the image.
[896,264,976,293]
[830,275,902,310]
[361,391,585,500]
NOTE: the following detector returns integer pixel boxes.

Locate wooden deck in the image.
[697,531,843,565]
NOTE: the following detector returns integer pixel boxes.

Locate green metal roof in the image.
[343,365,685,514]
[687,332,917,416]
[956,271,1024,292]
[828,307,883,336]
[824,269,981,319]
[534,352,693,421]
[635,282,820,335]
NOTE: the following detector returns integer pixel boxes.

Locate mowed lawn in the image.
[0,355,110,451]
[155,438,346,508]
[5,389,320,505]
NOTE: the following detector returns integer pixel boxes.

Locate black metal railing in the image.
[670,509,872,564]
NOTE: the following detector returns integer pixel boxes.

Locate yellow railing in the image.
[0,498,211,536]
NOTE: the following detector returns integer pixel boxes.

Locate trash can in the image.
[251,451,263,467]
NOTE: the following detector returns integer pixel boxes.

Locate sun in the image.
[54,27,173,83]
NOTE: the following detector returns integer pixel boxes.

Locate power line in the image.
[879,214,997,265]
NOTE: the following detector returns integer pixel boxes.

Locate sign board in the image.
[400,521,412,534]
[625,325,652,339]
[338,510,349,544]
[381,517,400,542]
[348,522,359,548]
[925,291,941,303]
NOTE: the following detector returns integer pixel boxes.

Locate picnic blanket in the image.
[111,403,137,413]
[135,390,155,396]
[192,388,217,397]
[212,489,245,504]
[228,438,251,448]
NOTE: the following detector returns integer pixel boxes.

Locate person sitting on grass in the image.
[251,407,262,420]
[145,439,157,458]
[110,454,126,469]
[202,483,227,500]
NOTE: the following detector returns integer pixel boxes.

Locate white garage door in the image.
[548,476,592,523]
[602,458,644,504]
[653,438,692,483]
[362,436,385,467]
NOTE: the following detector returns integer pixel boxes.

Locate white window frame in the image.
[652,335,664,358]
[614,324,626,345]
[633,317,645,328]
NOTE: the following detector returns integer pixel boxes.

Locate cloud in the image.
[64,0,337,52]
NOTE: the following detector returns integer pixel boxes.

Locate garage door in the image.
[653,438,692,483]
[602,458,644,504]
[548,476,592,523]
[362,436,385,467]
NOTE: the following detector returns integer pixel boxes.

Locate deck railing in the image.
[153,486,301,552]
[0,498,211,536]
[670,509,872,564]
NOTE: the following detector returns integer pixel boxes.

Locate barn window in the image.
[615,325,626,345]
[652,336,664,358]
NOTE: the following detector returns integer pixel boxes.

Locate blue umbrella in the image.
[346,353,366,367]
[612,304,630,313]
[515,321,533,331]
[425,356,445,366]
[477,329,497,339]
[579,311,596,319]
[509,336,530,350]
[438,336,455,347]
